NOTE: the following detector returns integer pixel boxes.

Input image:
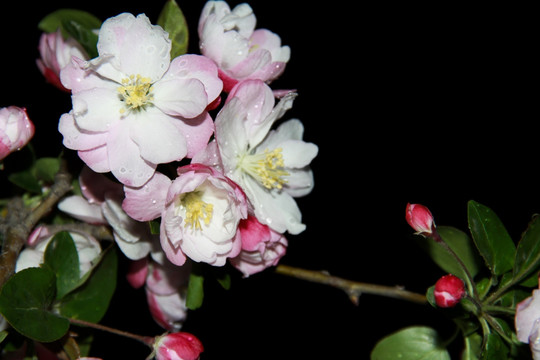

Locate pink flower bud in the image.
[433,274,465,308]
[154,332,203,360]
[405,203,435,235]
[0,106,34,161]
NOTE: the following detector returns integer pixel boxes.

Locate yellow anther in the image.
[177,191,214,231]
[239,148,289,190]
[117,74,154,113]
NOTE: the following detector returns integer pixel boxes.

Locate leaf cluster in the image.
[372,200,540,359]
[0,232,117,357]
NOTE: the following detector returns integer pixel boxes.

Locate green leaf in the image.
[38,9,102,38]
[417,226,482,280]
[32,157,60,183]
[467,200,516,275]
[62,19,99,59]
[0,330,8,344]
[371,326,451,360]
[513,215,540,284]
[157,0,189,58]
[481,333,509,360]
[58,247,117,323]
[8,170,41,194]
[462,332,482,360]
[43,231,80,300]
[0,268,69,342]
[186,270,204,310]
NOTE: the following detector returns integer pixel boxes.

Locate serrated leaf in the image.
[417,225,482,280]
[58,247,117,323]
[43,231,80,299]
[157,0,189,58]
[467,200,515,275]
[513,215,540,284]
[0,268,69,342]
[371,326,451,360]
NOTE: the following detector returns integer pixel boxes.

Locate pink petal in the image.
[174,112,215,158]
[79,166,123,204]
[106,122,156,187]
[123,171,171,222]
[58,112,108,151]
[126,258,148,289]
[166,55,223,103]
[78,145,111,173]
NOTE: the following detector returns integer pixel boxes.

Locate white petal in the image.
[58,196,106,224]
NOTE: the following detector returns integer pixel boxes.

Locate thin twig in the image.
[275,264,427,305]
[69,317,154,347]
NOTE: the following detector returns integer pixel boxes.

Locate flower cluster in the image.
[27,0,316,333]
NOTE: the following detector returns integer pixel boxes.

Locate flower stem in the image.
[275,264,427,305]
[69,318,154,347]
[431,231,480,300]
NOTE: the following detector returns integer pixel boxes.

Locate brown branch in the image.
[0,162,72,288]
[275,264,427,305]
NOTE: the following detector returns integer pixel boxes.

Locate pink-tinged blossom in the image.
[16,227,101,276]
[0,106,35,161]
[406,203,435,235]
[127,258,190,331]
[123,164,248,266]
[230,216,288,277]
[58,13,222,187]
[58,166,157,260]
[198,1,290,92]
[36,29,88,92]
[154,332,204,360]
[516,283,540,360]
[433,274,465,308]
[201,80,317,235]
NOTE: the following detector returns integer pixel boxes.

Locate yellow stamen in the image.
[176,191,214,231]
[239,148,289,190]
[117,74,153,113]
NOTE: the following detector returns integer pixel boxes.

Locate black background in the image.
[1,1,537,359]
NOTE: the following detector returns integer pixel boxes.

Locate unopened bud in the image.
[154,332,204,360]
[434,274,465,308]
[406,203,435,236]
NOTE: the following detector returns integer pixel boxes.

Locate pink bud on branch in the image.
[406,203,435,236]
[433,274,465,308]
[154,332,204,360]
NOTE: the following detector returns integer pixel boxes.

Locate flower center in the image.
[118,74,154,113]
[176,191,214,231]
[238,148,289,190]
